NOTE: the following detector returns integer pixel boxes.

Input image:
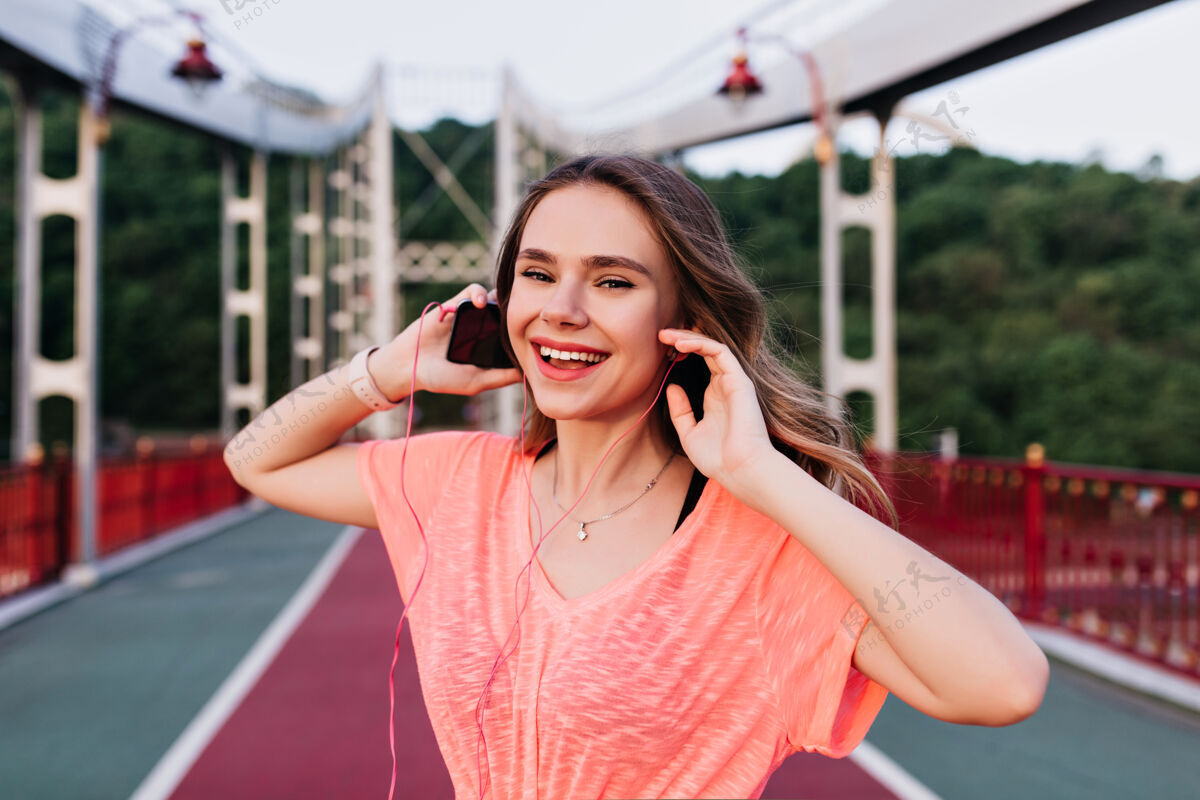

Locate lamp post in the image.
[716,26,898,455]
[92,10,223,144]
[716,27,833,166]
[65,12,222,580]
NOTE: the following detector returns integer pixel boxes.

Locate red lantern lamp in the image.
[717,51,763,103]
[172,39,223,96]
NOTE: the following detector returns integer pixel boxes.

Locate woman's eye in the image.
[598,278,634,290]
[518,268,630,289]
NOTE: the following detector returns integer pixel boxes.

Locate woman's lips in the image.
[531,343,608,381]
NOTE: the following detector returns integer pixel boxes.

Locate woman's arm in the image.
[658,327,1049,726]
[221,348,391,529]
[223,354,380,483]
[738,451,1048,726]
[223,284,520,528]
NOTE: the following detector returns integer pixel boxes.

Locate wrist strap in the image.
[348,346,401,412]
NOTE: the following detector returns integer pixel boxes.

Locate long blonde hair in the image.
[494,154,896,525]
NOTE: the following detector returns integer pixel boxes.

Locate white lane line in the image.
[850,740,944,800]
[128,525,363,800]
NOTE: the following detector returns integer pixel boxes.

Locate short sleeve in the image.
[755,532,889,758]
[356,430,484,605]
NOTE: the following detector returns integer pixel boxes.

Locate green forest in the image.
[1,83,1198,473]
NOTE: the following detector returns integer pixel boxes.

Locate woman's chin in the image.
[531,396,656,427]
[529,399,590,422]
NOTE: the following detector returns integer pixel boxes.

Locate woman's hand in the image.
[372,283,523,398]
[658,328,777,498]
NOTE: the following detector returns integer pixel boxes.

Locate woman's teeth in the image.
[539,345,609,365]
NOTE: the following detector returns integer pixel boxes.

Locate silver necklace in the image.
[552,448,676,541]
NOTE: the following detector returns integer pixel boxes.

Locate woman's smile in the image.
[532,345,608,380]
[531,336,612,378]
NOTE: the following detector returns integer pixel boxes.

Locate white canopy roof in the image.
[518,0,1173,155]
[0,0,1173,155]
[0,0,371,154]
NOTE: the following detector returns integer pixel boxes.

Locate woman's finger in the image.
[665,384,697,440]
[455,282,487,307]
[437,283,488,319]
[663,332,739,377]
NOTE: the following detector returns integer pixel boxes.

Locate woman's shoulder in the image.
[367,428,518,460]
[676,478,794,572]
[696,478,787,535]
[361,430,523,494]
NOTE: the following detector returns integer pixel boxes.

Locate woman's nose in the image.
[539,282,588,327]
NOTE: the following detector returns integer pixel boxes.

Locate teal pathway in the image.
[0,509,344,800]
[859,643,1200,798]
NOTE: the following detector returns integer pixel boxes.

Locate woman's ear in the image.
[670,314,702,336]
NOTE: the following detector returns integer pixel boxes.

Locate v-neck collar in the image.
[516,444,716,613]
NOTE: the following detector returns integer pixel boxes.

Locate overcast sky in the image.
[123,0,1200,180]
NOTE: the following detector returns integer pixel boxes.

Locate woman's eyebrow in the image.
[516,248,653,278]
[584,255,651,277]
[516,248,556,265]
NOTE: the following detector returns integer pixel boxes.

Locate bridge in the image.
[1,0,1197,797]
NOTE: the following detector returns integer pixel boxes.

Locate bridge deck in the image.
[1,508,1197,799]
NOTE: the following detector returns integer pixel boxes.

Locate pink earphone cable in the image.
[384,299,679,800]
[385,300,454,800]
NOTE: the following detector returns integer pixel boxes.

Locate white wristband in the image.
[347,346,402,412]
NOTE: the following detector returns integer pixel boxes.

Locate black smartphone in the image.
[446,299,515,369]
[666,351,710,422]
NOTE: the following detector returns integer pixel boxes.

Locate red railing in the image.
[5,436,1198,679]
[873,447,1200,680]
[0,443,248,600]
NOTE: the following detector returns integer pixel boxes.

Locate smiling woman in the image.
[225,153,1048,800]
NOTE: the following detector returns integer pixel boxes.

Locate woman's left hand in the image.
[658,329,776,495]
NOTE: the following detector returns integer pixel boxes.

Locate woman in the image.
[225,154,1048,800]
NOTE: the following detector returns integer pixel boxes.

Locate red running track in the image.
[170,529,901,799]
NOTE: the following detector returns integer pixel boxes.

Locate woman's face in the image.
[506,183,681,424]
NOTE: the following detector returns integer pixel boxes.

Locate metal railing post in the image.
[1023,443,1047,620]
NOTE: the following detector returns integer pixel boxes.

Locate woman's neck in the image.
[546,416,679,516]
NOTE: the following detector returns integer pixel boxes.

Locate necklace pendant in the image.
[577,522,588,541]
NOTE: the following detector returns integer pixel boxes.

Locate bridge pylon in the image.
[818,106,898,454]
[11,77,103,577]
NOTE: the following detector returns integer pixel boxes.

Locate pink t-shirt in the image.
[357,430,887,800]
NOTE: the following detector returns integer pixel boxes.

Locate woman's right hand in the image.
[368,283,523,399]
